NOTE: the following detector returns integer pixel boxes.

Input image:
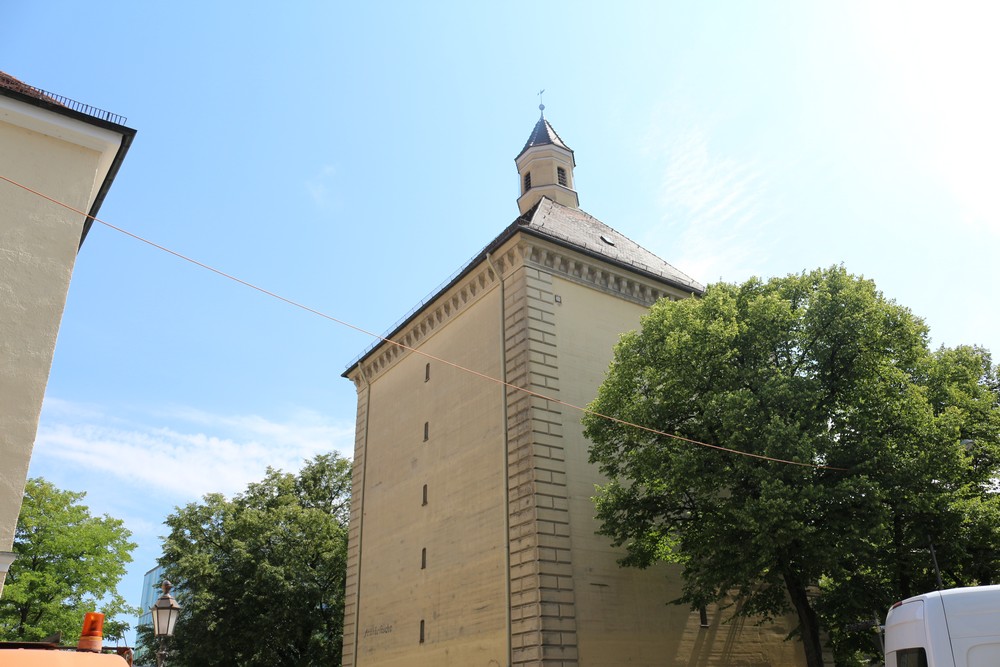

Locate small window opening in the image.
[523,172,531,193]
[423,421,429,441]
[422,484,428,506]
[424,363,430,382]
[699,606,709,628]
[421,547,427,569]
[557,166,567,187]
[419,619,425,644]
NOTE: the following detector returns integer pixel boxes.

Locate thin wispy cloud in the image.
[40,396,115,422]
[34,399,354,501]
[305,164,341,210]
[642,114,771,284]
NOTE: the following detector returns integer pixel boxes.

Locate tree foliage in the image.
[159,453,351,667]
[0,478,139,642]
[583,267,1000,666]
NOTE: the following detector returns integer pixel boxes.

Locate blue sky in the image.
[5,0,999,642]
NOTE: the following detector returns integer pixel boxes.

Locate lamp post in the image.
[151,580,181,667]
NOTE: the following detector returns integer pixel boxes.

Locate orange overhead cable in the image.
[0,173,846,471]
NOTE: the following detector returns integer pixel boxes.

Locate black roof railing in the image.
[343,251,480,372]
[20,84,127,126]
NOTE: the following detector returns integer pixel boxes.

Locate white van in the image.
[884,585,1000,667]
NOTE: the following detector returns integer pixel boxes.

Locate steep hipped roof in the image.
[514,198,703,292]
[344,197,702,374]
[516,116,573,160]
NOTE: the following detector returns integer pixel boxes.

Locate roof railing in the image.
[343,246,487,371]
[15,83,127,125]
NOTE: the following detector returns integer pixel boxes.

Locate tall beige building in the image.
[342,113,804,666]
[0,72,135,597]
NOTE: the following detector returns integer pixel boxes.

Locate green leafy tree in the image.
[583,267,1000,667]
[160,453,351,667]
[0,478,139,642]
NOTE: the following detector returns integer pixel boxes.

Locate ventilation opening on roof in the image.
[600,234,616,246]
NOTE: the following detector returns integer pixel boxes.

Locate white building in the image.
[0,71,135,596]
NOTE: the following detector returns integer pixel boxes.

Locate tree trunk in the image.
[892,507,911,598]
[783,570,825,667]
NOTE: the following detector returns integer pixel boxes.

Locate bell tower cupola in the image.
[515,105,579,215]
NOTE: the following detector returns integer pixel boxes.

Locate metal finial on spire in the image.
[538,89,545,117]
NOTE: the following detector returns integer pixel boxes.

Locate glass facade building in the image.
[135,564,165,666]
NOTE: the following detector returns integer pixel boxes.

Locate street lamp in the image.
[151,580,181,667]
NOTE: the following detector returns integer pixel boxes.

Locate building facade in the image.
[134,564,165,666]
[0,72,135,597]
[341,114,804,666]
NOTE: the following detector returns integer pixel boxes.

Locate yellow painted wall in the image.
[351,287,508,666]
[345,232,805,666]
[516,149,579,214]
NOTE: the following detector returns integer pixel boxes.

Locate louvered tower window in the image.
[557,166,567,186]
[523,172,531,192]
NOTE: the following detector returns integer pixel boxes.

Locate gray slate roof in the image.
[516,116,573,160]
[512,198,704,293]
[344,197,702,373]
